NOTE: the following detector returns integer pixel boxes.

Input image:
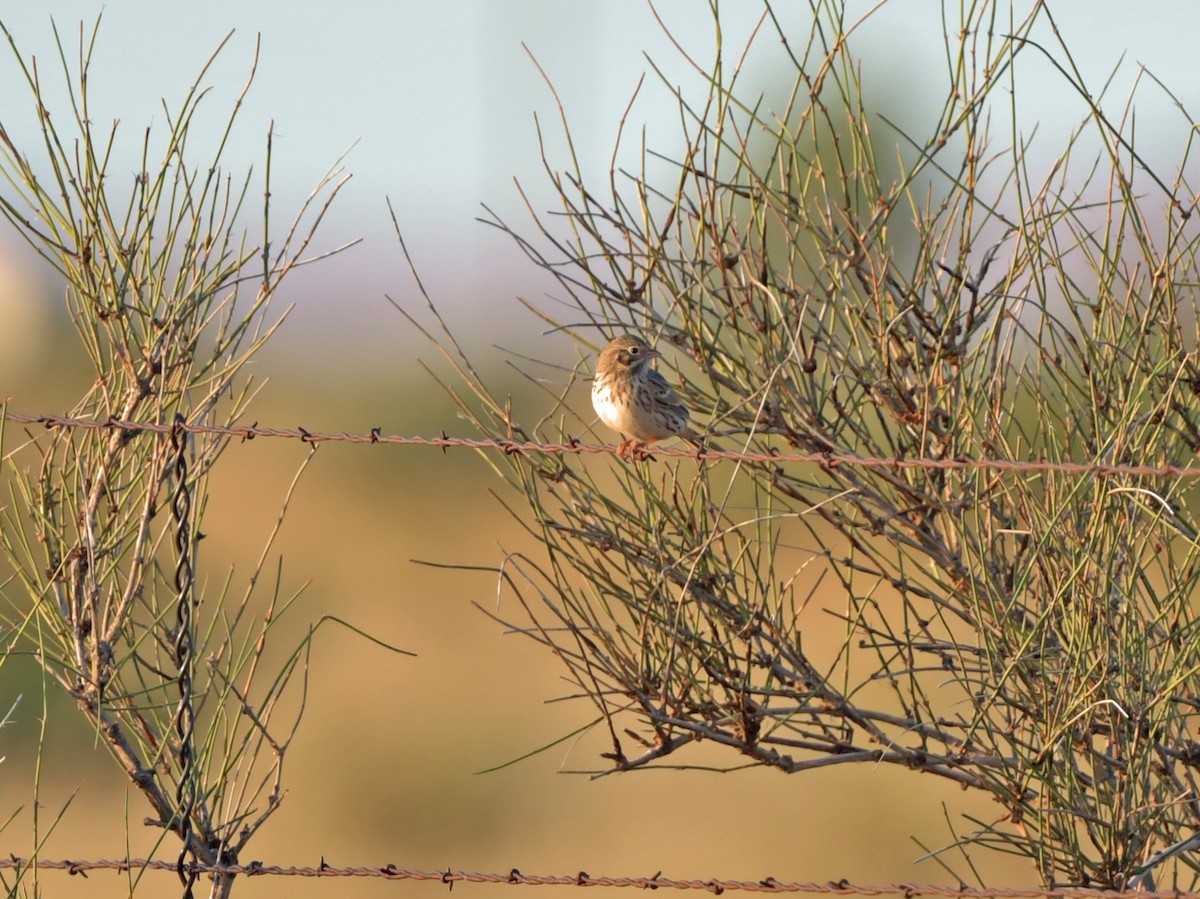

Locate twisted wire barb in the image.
[5,411,1200,478]
[0,857,1192,896]
[169,414,199,899]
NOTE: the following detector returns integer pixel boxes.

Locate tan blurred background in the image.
[2,3,1199,896]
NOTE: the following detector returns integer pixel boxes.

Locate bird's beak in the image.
[647,347,662,358]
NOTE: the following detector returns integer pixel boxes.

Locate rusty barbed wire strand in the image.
[5,411,1200,478]
[0,857,1192,896]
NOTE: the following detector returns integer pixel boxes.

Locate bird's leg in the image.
[615,437,637,460]
[614,438,655,461]
[629,440,656,462]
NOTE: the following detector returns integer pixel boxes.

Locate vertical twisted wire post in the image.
[171,414,198,898]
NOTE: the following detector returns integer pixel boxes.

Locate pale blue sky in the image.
[1,3,1197,365]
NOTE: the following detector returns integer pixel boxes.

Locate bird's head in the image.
[597,335,660,374]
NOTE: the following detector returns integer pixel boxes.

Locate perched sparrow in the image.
[591,334,704,456]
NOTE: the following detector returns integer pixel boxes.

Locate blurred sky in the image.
[2,1,1199,377]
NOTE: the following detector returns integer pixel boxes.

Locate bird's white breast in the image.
[591,379,624,430]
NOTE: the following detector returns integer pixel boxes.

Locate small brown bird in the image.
[591,334,703,456]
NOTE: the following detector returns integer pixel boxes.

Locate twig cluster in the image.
[0,18,368,899]
[401,0,1200,891]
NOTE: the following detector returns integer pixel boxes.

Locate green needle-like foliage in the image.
[0,18,352,898]
[413,1,1200,888]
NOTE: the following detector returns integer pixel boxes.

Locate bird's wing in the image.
[645,369,690,419]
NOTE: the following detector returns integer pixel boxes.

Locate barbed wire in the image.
[0,856,1191,897]
[4,411,1200,478]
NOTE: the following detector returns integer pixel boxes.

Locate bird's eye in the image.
[628,346,640,355]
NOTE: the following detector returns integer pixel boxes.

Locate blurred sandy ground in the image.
[0,225,1036,899]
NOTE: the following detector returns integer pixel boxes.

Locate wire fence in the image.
[5,411,1200,478]
[0,857,1192,897]
[5,407,1199,897]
